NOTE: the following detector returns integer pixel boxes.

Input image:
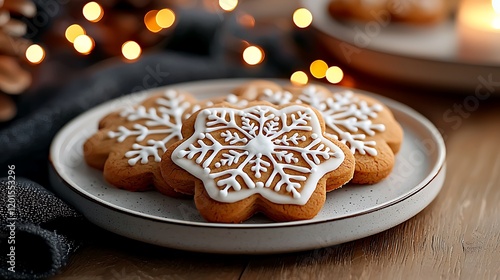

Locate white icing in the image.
[225,94,249,107]
[261,89,294,105]
[107,90,196,166]
[298,87,385,156]
[257,86,386,156]
[172,105,345,205]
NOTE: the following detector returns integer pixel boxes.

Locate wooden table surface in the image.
[51,70,500,279]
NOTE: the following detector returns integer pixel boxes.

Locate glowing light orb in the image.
[122,41,142,60]
[238,13,255,28]
[310,60,328,79]
[156,8,176,28]
[83,2,103,22]
[290,71,308,86]
[219,0,238,11]
[73,34,95,55]
[326,66,344,84]
[65,24,86,43]
[145,10,162,33]
[293,8,313,28]
[243,45,264,65]
[25,44,45,64]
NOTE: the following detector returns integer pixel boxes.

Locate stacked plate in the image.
[304,0,500,92]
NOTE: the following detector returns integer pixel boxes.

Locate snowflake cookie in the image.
[160,102,355,223]
[83,89,207,195]
[231,80,404,184]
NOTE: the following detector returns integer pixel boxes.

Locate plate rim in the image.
[49,78,446,229]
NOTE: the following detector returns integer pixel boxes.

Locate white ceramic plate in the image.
[49,79,446,254]
[304,0,500,92]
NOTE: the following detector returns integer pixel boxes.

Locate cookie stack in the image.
[84,80,403,223]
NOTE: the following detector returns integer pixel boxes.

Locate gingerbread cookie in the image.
[160,102,355,223]
[230,80,403,184]
[328,0,456,25]
[84,89,207,195]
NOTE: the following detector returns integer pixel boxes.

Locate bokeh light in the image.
[310,60,328,79]
[25,44,45,64]
[73,34,95,54]
[144,10,162,33]
[293,8,313,28]
[65,24,86,43]
[243,45,264,65]
[82,2,104,23]
[237,13,255,28]
[219,0,238,11]
[122,41,142,60]
[290,71,308,86]
[326,66,344,84]
[156,8,176,28]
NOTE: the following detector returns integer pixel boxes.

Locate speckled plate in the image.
[49,79,446,254]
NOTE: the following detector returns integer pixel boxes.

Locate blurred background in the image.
[0,0,314,125]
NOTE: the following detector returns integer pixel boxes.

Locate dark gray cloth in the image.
[0,178,82,279]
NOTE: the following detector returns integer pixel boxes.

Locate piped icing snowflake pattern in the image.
[107,90,201,166]
[172,105,346,205]
[297,86,386,156]
[229,85,387,156]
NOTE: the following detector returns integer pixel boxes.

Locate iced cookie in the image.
[83,89,206,195]
[230,80,403,184]
[160,102,355,223]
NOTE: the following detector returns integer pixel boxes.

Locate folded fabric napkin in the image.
[0,178,82,279]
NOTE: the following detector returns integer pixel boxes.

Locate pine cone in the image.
[0,0,36,122]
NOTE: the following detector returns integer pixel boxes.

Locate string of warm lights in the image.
[290,7,345,86]
[25,1,179,64]
[23,2,345,86]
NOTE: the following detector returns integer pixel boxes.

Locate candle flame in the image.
[494,0,500,29]
[493,0,500,14]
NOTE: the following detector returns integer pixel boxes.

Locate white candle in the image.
[458,0,500,64]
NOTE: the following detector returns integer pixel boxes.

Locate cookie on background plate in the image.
[160,101,355,223]
[83,89,207,196]
[328,0,456,25]
[231,80,403,185]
